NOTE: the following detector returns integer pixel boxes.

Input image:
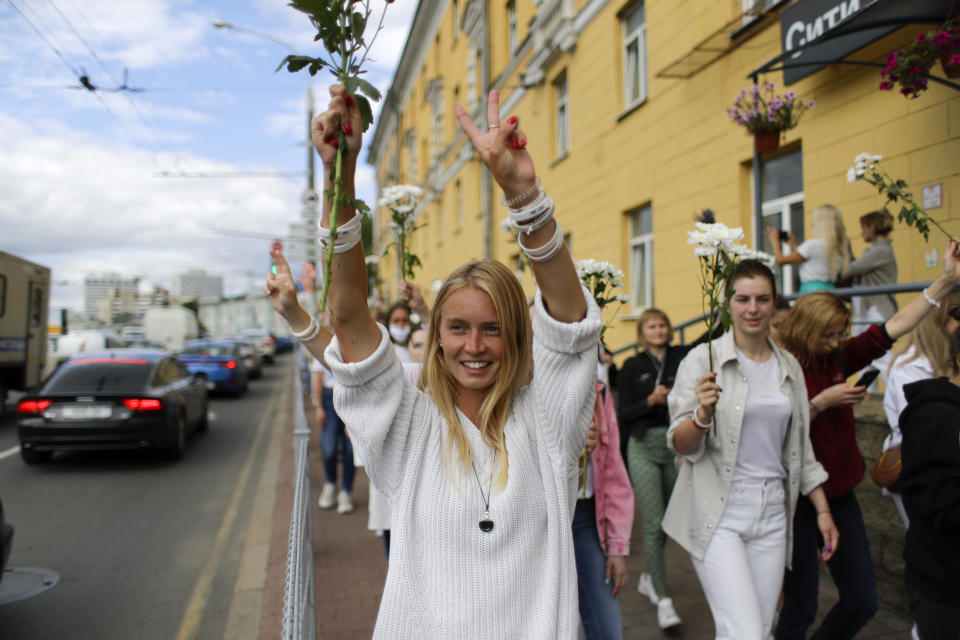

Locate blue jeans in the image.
[572,498,623,640]
[320,389,354,492]
[776,492,878,640]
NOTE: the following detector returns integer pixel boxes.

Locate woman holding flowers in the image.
[266,86,601,639]
[774,239,960,640]
[663,259,837,640]
[765,204,850,293]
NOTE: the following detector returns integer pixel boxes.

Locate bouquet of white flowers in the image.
[575,259,628,350]
[379,184,426,280]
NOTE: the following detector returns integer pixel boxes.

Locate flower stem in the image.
[319,132,347,311]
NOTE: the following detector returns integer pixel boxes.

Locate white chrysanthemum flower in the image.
[500,217,513,233]
[694,245,718,257]
[615,294,629,303]
[431,279,444,293]
[846,167,859,183]
[364,255,380,265]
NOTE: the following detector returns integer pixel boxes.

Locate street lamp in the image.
[212,19,320,302]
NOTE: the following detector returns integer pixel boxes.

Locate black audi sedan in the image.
[17,350,208,463]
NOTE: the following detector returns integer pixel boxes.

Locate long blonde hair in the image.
[419,260,533,488]
[889,293,960,378]
[810,204,850,279]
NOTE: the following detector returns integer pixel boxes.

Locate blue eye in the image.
[485,326,501,335]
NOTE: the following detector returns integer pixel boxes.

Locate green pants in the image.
[627,426,678,597]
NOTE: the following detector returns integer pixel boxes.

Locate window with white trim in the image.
[507,1,518,56]
[456,179,464,230]
[622,2,647,109]
[554,73,569,157]
[759,150,804,295]
[628,204,653,310]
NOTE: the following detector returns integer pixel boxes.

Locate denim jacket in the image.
[662,330,828,568]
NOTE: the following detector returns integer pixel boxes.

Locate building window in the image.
[405,129,417,184]
[456,179,464,230]
[759,151,804,295]
[507,1,518,56]
[453,0,460,40]
[554,73,569,157]
[622,1,647,109]
[628,204,653,310]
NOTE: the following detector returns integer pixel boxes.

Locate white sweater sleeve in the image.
[530,286,603,467]
[324,324,423,498]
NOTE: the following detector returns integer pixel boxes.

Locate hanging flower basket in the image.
[941,47,960,78]
[753,130,780,153]
[880,19,960,97]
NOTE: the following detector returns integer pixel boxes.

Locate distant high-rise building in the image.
[84,273,138,319]
[173,269,223,303]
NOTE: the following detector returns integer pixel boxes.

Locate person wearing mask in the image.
[766,204,850,294]
[267,86,601,638]
[664,259,836,640]
[616,308,687,629]
[897,327,960,640]
[775,239,960,640]
[385,301,413,362]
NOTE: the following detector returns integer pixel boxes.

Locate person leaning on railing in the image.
[268,85,601,639]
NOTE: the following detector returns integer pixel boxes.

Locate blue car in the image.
[179,340,249,397]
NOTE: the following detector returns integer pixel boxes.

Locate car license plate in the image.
[61,405,113,419]
[206,381,216,390]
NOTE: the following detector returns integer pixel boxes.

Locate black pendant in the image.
[479,518,494,532]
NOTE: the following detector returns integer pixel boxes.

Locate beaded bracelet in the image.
[500,178,541,207]
[290,316,321,342]
[508,190,551,223]
[517,219,563,262]
[318,214,363,254]
[922,287,941,308]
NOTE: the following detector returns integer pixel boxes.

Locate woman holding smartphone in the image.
[775,239,960,640]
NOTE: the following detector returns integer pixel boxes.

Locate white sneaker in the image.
[637,572,658,606]
[656,597,682,629]
[336,490,354,514]
[318,483,336,509]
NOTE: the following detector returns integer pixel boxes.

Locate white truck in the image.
[0,251,50,410]
[143,306,199,353]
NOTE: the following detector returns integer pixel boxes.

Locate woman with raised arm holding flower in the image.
[267,86,601,639]
[663,259,837,640]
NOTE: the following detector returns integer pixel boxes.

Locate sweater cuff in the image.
[324,324,396,387]
[532,284,603,354]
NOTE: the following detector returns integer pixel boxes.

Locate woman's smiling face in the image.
[438,286,504,399]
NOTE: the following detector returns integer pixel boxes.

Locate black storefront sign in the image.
[779,0,952,84]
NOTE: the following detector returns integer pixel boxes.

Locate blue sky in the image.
[0,0,415,319]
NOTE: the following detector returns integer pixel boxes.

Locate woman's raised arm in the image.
[310,85,381,362]
[454,90,585,323]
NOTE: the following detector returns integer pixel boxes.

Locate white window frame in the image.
[621,1,647,109]
[762,192,805,296]
[456,179,464,230]
[628,205,653,310]
[507,1,518,55]
[554,74,570,157]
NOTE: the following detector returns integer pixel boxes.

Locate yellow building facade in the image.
[368,0,959,354]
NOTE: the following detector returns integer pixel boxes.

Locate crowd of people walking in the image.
[263,86,960,640]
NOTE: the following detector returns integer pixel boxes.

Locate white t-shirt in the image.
[796,238,835,283]
[733,348,790,481]
[309,356,336,389]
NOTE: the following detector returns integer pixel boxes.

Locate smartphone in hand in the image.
[854,368,880,389]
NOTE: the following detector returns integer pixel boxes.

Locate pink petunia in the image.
[879,81,892,91]
[934,31,951,46]
[916,33,926,43]
[951,54,960,65]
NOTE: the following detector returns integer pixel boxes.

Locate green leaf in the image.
[276,54,315,73]
[351,11,366,41]
[355,94,374,132]
[343,76,359,95]
[356,78,381,102]
[308,59,326,76]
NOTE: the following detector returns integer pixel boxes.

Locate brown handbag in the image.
[870,444,902,492]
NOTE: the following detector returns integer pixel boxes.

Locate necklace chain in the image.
[470,450,496,516]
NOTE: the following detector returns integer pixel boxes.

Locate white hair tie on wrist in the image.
[290,315,321,342]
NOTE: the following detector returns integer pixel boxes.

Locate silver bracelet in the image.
[500,177,541,207]
[290,316,320,341]
[922,287,941,308]
[517,220,563,262]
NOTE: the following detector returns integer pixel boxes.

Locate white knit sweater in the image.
[325,288,601,639]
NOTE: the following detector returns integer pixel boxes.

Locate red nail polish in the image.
[331,138,339,148]
[507,115,517,125]
[520,138,527,146]
[344,94,354,107]
[510,139,519,150]
[343,123,353,136]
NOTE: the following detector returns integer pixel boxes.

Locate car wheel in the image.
[21,446,53,465]
[167,414,186,460]
[196,402,209,433]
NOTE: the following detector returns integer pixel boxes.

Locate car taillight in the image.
[17,399,52,413]
[223,361,238,369]
[122,398,163,411]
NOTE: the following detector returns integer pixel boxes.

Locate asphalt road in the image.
[0,353,292,640]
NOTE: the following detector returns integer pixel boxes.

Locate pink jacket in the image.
[590,382,634,556]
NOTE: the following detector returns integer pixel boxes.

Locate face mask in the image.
[389,324,411,344]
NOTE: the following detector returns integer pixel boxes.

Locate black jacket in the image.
[898,377,960,606]
[616,345,691,460]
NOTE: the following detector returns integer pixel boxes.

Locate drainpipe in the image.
[750,72,763,250]
[482,1,492,259]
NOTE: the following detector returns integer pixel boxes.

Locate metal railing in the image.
[281,348,316,639]
[610,280,938,356]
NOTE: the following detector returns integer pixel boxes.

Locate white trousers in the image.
[691,477,787,640]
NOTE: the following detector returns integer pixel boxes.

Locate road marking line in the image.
[174,370,283,640]
[0,445,20,461]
